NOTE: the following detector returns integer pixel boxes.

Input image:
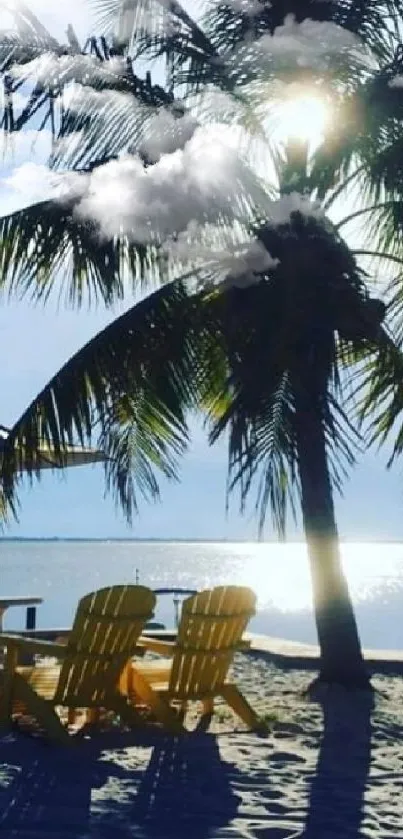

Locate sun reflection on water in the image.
[214,542,403,614]
[2,540,403,649]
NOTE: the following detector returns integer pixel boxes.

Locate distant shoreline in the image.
[2,537,283,543]
[0,537,402,544]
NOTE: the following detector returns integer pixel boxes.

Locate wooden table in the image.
[0,597,43,631]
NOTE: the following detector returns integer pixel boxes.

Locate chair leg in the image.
[110,693,145,728]
[13,674,71,744]
[130,670,183,734]
[196,698,214,732]
[221,683,264,732]
[201,698,213,715]
[85,708,101,726]
[68,708,78,727]
[0,646,18,727]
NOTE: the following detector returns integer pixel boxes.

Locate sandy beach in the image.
[0,650,402,838]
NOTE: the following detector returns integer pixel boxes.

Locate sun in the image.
[272,94,329,149]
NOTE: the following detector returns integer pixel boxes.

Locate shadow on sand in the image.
[0,727,242,838]
[303,688,374,839]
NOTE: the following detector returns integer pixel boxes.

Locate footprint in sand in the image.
[260,789,283,801]
[253,825,302,838]
[264,802,287,815]
[379,816,403,830]
[270,752,306,764]
[273,723,304,735]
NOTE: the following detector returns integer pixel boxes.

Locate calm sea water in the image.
[0,540,402,650]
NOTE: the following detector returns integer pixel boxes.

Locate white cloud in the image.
[1,120,268,229]
[222,238,278,286]
[62,83,129,111]
[0,127,54,216]
[138,106,198,163]
[164,220,278,289]
[231,14,364,74]
[2,160,85,208]
[72,125,268,241]
[0,127,82,212]
[3,161,58,204]
[10,52,125,86]
[63,85,198,162]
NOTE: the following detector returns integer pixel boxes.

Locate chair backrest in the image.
[169,585,256,699]
[54,585,156,706]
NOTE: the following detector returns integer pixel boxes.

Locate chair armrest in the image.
[0,633,68,658]
[19,628,71,643]
[138,636,250,655]
[138,636,176,656]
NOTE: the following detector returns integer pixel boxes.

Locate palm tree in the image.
[1,0,403,686]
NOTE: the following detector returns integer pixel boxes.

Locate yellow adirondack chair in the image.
[129,585,262,733]
[0,584,156,743]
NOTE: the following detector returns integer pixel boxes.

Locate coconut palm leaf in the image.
[98,0,234,94]
[204,0,403,60]
[100,0,403,98]
[309,46,403,191]
[7,50,129,138]
[0,198,166,305]
[0,280,204,519]
[178,206,391,533]
[0,0,57,71]
[51,68,179,171]
[197,272,364,534]
[0,1,75,134]
[356,324,403,462]
[0,8,170,154]
[94,0,219,65]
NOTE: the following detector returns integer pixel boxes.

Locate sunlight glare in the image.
[272,94,329,149]
[226,542,403,615]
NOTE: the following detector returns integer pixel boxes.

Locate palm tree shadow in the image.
[303,689,374,838]
[0,729,242,838]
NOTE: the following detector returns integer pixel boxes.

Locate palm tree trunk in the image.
[295,401,370,688]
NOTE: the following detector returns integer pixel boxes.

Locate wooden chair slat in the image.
[0,585,155,742]
[132,585,261,734]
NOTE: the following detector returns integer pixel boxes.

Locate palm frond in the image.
[0,281,201,519]
[0,2,61,134]
[0,0,57,68]
[216,371,299,537]
[357,325,403,461]
[308,56,403,262]
[51,69,177,170]
[204,0,403,60]
[192,208,373,534]
[101,390,188,519]
[0,198,165,305]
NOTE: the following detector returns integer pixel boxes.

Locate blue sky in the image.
[0,1,402,541]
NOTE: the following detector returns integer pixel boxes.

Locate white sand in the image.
[1,652,403,837]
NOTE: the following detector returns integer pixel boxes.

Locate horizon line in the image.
[1,536,403,544]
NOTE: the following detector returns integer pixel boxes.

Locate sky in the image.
[0,0,402,541]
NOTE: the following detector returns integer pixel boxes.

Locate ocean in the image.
[0,540,402,650]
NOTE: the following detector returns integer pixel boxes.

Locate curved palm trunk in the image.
[295,400,370,688]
